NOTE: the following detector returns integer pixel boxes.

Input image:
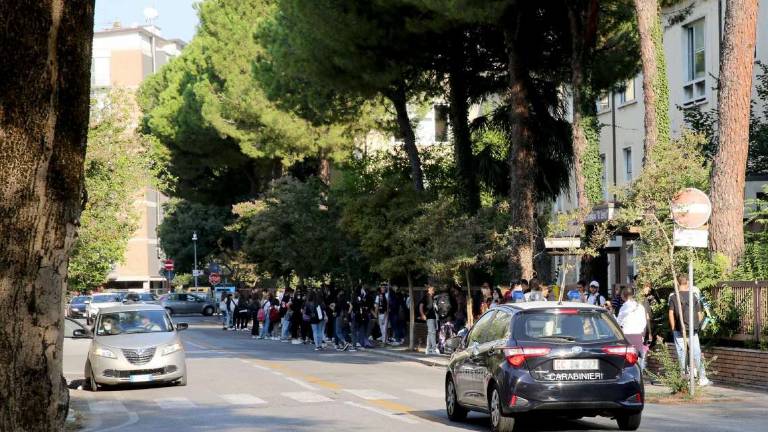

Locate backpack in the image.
[512,290,525,302]
[435,294,451,317]
[257,308,266,322]
[269,305,280,322]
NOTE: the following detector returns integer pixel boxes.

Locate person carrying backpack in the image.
[374,283,389,345]
[306,291,326,351]
[586,281,607,306]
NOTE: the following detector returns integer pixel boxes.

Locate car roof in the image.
[92,292,121,297]
[499,301,604,312]
[98,304,166,313]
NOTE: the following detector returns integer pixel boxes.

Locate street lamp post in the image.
[192,231,198,288]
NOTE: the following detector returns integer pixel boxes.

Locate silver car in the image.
[84,304,188,391]
[85,293,124,324]
[160,292,216,316]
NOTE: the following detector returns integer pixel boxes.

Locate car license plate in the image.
[553,359,598,370]
[129,374,153,383]
[71,307,79,311]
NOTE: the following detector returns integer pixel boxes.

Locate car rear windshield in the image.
[71,296,89,303]
[513,309,623,343]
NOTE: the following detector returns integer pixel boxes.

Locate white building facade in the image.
[552,0,768,292]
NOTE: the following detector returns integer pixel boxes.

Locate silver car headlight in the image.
[162,342,182,356]
[94,347,117,359]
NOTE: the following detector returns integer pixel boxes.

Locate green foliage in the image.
[68,90,149,292]
[158,200,234,274]
[582,116,604,204]
[242,177,345,281]
[647,343,688,394]
[702,287,747,340]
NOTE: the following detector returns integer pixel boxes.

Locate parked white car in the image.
[85,293,123,324]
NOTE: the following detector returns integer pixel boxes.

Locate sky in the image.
[95,0,200,42]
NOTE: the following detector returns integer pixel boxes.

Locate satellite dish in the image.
[143,7,159,24]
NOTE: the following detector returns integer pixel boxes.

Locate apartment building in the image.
[551,0,768,292]
[92,23,185,292]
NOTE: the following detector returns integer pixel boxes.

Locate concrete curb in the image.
[367,347,450,368]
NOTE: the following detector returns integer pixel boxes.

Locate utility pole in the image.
[192,231,199,288]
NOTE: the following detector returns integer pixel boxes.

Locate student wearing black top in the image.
[374,283,389,345]
[668,274,711,386]
[419,284,438,355]
[279,288,293,341]
[331,290,352,350]
[352,286,373,348]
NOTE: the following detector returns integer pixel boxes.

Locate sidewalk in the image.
[370,345,768,404]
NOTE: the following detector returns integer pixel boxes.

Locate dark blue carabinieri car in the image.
[445,302,643,432]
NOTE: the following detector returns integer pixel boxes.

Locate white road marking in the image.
[88,400,127,413]
[155,397,197,410]
[343,389,398,400]
[219,394,267,405]
[183,340,208,350]
[285,377,317,390]
[281,392,332,403]
[271,371,285,376]
[344,401,419,424]
[251,364,271,371]
[406,388,444,398]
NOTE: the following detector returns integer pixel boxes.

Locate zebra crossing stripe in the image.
[219,394,267,405]
[155,397,197,410]
[281,392,332,403]
[343,389,398,400]
[344,401,419,424]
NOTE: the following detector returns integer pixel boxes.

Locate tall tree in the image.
[0,1,94,430]
[709,0,759,268]
[634,0,671,164]
[68,90,148,292]
[268,0,437,191]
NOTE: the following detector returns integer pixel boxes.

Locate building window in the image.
[600,153,608,200]
[596,93,610,113]
[683,19,706,105]
[618,78,635,104]
[91,56,111,87]
[623,147,633,182]
[433,104,449,142]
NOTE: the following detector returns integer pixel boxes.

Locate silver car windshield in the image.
[93,295,121,303]
[96,310,173,336]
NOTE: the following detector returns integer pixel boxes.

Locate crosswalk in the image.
[82,387,442,420]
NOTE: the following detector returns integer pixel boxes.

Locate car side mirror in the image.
[72,329,91,339]
[176,323,189,331]
[457,327,469,338]
[84,300,91,304]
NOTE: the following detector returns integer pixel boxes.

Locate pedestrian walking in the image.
[330,290,352,351]
[387,285,405,345]
[306,291,326,351]
[259,291,275,339]
[352,286,373,348]
[290,289,305,344]
[641,281,659,348]
[451,287,467,330]
[374,283,389,345]
[236,292,250,330]
[219,294,229,330]
[668,274,711,386]
[279,288,294,341]
[586,281,607,306]
[249,293,262,338]
[617,287,648,368]
[224,293,236,330]
[419,284,438,355]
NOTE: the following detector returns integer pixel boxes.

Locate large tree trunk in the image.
[0,1,94,431]
[448,39,480,214]
[709,0,759,268]
[634,0,670,164]
[568,0,599,210]
[505,19,536,281]
[387,84,425,192]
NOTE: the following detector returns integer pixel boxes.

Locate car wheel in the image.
[616,412,641,431]
[165,307,174,316]
[203,306,214,316]
[87,364,99,392]
[446,376,468,421]
[489,386,515,432]
[176,374,187,386]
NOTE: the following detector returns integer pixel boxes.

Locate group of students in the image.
[218,283,411,352]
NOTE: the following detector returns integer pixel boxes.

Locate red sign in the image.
[163,259,174,271]
[208,272,221,286]
[671,188,712,229]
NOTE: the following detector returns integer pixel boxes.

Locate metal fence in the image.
[710,281,768,342]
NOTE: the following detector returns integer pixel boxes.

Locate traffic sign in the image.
[671,188,712,229]
[164,259,174,271]
[208,272,221,286]
[192,269,204,277]
[674,227,709,248]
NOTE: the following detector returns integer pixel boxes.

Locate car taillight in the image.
[602,345,638,366]
[503,347,551,367]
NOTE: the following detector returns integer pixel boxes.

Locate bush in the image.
[702,287,748,340]
[647,342,688,394]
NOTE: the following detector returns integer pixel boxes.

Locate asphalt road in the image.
[68,316,768,432]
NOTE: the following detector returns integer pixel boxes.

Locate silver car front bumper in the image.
[90,349,186,386]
